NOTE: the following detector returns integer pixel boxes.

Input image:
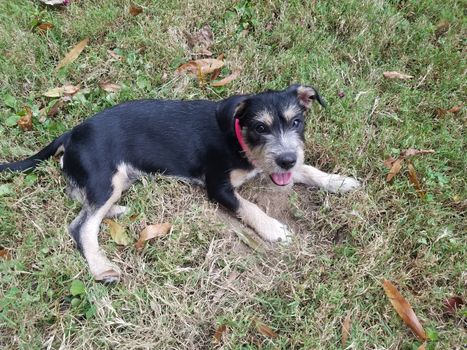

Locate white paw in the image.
[105,205,128,218]
[258,218,293,243]
[325,175,361,194]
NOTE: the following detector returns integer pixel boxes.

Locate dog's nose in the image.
[275,153,297,170]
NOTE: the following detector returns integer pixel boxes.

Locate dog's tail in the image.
[0,132,70,172]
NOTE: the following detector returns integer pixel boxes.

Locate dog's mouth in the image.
[269,172,293,186]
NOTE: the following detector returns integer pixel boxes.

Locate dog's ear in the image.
[216,95,249,134]
[288,84,326,109]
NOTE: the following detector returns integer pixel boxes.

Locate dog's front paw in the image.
[95,268,121,284]
[258,218,293,243]
[336,176,361,193]
[325,175,361,194]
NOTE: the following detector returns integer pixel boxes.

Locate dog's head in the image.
[217,84,326,186]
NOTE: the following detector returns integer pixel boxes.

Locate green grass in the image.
[0,0,466,348]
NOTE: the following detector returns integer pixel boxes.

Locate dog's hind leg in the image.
[293,164,361,193]
[69,166,130,283]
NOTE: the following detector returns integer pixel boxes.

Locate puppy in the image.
[0,84,360,282]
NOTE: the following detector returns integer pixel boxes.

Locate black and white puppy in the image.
[0,84,360,282]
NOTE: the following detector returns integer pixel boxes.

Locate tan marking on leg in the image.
[79,163,132,282]
[282,104,302,122]
[54,145,65,157]
[230,169,259,188]
[256,110,274,126]
[293,164,361,193]
[235,192,292,242]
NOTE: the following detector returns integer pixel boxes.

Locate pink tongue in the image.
[270,172,292,186]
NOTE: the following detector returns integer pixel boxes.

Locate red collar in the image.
[234,118,255,164]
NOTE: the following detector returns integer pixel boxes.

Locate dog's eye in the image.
[292,119,302,128]
[255,124,267,134]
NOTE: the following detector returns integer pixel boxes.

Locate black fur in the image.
[0,86,324,226]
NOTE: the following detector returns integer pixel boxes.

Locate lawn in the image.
[0,0,465,349]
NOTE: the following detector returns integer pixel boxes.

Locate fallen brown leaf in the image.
[443,296,464,316]
[210,54,225,80]
[213,324,227,343]
[129,5,143,16]
[56,38,89,71]
[447,103,464,114]
[383,71,414,80]
[386,158,403,182]
[43,84,80,98]
[211,69,241,87]
[176,58,224,76]
[38,22,54,31]
[47,99,65,117]
[210,67,221,81]
[384,155,396,169]
[254,319,278,339]
[103,219,131,246]
[382,279,427,341]
[99,82,121,93]
[17,106,33,131]
[342,314,351,347]
[0,248,11,260]
[135,223,171,250]
[407,163,426,198]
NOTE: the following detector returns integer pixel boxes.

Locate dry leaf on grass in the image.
[213,324,227,343]
[211,69,241,87]
[407,163,426,198]
[37,22,54,31]
[99,82,121,93]
[56,38,89,71]
[135,223,171,250]
[17,106,33,131]
[176,59,224,76]
[447,103,464,113]
[382,279,427,341]
[385,149,434,182]
[43,84,80,98]
[384,156,397,169]
[386,158,403,182]
[210,54,225,80]
[254,319,279,339]
[383,71,414,80]
[443,296,464,316]
[129,5,143,16]
[47,99,65,117]
[0,248,11,260]
[342,314,351,346]
[104,219,131,246]
[435,103,463,118]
